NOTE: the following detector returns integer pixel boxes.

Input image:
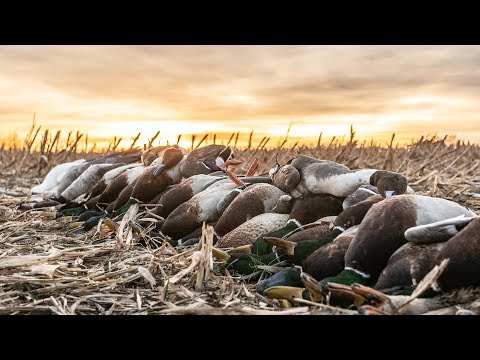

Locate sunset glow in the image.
[2,45,480,149]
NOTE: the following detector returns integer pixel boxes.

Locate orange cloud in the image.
[1,45,480,146]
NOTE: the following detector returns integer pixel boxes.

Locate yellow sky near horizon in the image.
[2,45,480,149]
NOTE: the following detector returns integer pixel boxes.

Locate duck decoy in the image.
[317,195,476,287]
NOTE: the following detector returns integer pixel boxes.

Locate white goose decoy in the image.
[32,159,86,195]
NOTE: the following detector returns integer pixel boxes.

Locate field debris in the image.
[1,131,480,315]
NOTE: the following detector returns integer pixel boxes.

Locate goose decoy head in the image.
[370,170,408,198]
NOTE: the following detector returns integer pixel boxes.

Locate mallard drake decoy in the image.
[433,216,480,292]
[245,193,345,256]
[285,221,332,244]
[106,146,190,212]
[301,225,359,279]
[256,268,303,295]
[105,176,141,212]
[224,221,341,276]
[86,165,146,210]
[214,183,288,237]
[318,195,476,287]
[216,213,290,248]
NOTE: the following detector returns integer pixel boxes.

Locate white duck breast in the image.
[195,183,239,222]
[164,156,185,183]
[60,163,120,202]
[162,182,239,238]
[405,214,477,244]
[411,196,477,226]
[301,168,377,198]
[32,159,85,194]
[102,163,143,186]
[217,213,290,248]
[125,166,147,183]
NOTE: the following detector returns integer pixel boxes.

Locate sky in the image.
[1,45,480,149]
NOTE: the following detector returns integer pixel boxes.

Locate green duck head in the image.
[58,206,86,217]
[82,214,106,230]
[256,268,303,295]
[320,267,371,288]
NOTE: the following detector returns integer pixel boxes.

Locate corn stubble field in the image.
[1,125,480,315]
